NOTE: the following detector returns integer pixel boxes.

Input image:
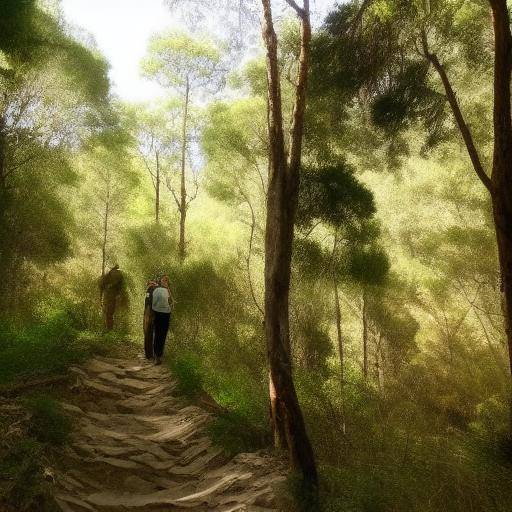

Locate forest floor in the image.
[50,355,286,512]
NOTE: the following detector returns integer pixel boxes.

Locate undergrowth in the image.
[0,298,132,387]
[24,394,72,446]
[0,395,71,512]
[0,298,131,510]
[169,351,270,455]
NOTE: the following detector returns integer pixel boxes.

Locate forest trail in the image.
[53,356,285,512]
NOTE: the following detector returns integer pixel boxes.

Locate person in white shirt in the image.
[151,275,174,365]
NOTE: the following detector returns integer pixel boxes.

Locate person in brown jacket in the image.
[99,264,126,331]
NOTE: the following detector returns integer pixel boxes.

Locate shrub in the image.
[0,297,132,387]
[170,352,204,397]
[208,411,269,456]
[23,395,71,446]
[0,439,59,512]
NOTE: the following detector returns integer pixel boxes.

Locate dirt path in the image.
[54,356,286,512]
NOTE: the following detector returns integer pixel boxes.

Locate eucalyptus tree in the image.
[203,96,268,315]
[297,162,389,383]
[124,100,182,224]
[141,31,223,260]
[0,0,110,309]
[79,135,139,277]
[260,0,318,487]
[164,0,259,52]
[317,0,512,428]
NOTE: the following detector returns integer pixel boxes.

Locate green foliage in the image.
[370,61,447,142]
[0,439,59,512]
[348,246,390,286]
[208,411,269,456]
[169,351,270,456]
[141,30,223,93]
[23,395,71,446]
[291,368,512,512]
[315,0,492,152]
[170,352,204,397]
[0,4,510,512]
[0,0,109,105]
[297,163,375,230]
[206,367,270,455]
[0,299,118,386]
[0,305,77,386]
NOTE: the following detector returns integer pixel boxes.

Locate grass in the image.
[23,394,72,446]
[169,351,271,455]
[0,395,71,510]
[0,302,133,388]
[169,352,204,398]
[0,438,60,512]
[208,411,269,456]
[0,299,131,511]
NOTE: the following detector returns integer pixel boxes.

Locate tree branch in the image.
[166,175,182,210]
[137,149,157,189]
[186,174,199,207]
[287,0,311,177]
[284,0,306,18]
[421,30,493,193]
[238,184,264,317]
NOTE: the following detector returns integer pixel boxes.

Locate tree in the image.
[260,0,317,487]
[164,0,259,53]
[141,31,223,260]
[124,100,182,224]
[0,1,111,310]
[79,136,138,277]
[203,97,269,315]
[319,0,512,430]
[297,162,378,382]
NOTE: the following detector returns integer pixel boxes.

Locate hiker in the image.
[99,264,126,331]
[151,275,174,365]
[143,279,158,359]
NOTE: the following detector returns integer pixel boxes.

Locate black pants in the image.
[153,312,170,358]
[143,307,154,359]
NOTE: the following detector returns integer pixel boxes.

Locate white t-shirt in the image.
[152,287,171,314]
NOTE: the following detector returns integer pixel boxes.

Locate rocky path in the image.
[54,356,285,512]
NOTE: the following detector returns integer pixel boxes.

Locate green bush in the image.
[289,369,512,512]
[205,369,270,454]
[23,395,71,446]
[208,411,269,456]
[169,350,270,454]
[0,306,78,385]
[0,297,131,387]
[170,352,204,397]
[0,439,59,512]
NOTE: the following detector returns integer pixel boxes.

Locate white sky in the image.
[61,0,336,102]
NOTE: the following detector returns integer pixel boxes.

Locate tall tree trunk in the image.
[362,291,369,380]
[376,332,384,391]
[426,2,512,430]
[334,279,344,384]
[179,78,190,261]
[0,117,6,190]
[489,0,512,430]
[261,0,317,487]
[155,150,160,224]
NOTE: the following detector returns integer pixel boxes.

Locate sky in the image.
[61,0,336,102]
